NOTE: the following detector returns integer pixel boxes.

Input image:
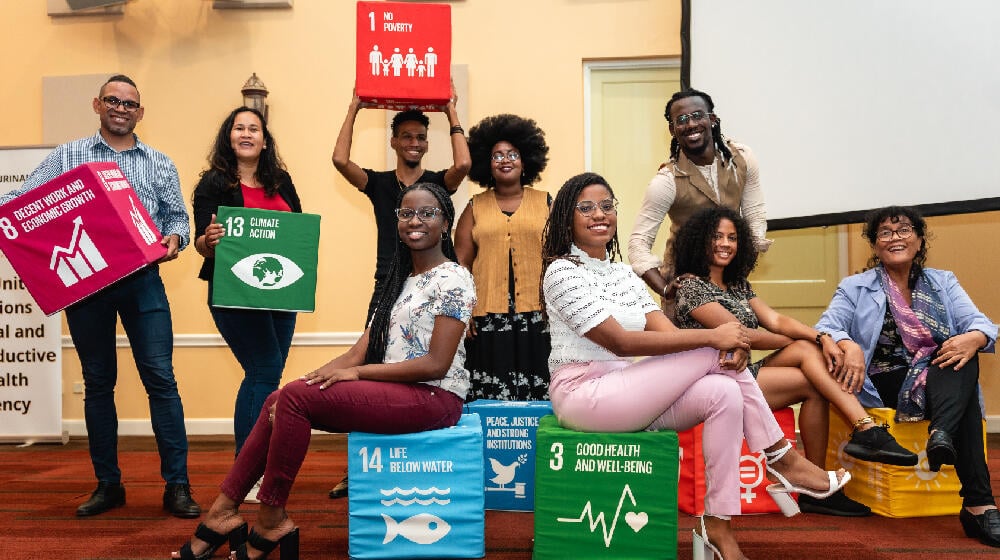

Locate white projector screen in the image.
[686,0,1000,229]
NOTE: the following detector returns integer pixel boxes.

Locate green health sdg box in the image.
[212,206,320,312]
[534,415,678,560]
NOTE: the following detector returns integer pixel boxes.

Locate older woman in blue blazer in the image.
[816,206,998,548]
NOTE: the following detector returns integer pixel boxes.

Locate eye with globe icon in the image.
[231,253,304,290]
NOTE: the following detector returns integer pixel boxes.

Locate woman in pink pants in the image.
[540,172,850,560]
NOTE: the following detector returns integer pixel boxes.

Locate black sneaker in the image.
[844,425,918,466]
[799,489,872,517]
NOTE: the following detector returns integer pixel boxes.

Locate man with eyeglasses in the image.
[330,90,469,499]
[628,88,771,310]
[0,74,198,519]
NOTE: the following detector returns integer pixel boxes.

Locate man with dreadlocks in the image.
[628,89,771,313]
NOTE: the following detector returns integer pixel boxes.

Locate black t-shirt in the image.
[363,168,448,277]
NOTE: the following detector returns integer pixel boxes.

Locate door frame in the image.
[582,58,679,171]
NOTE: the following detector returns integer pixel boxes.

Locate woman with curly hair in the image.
[454,113,551,401]
[673,207,916,516]
[817,206,999,547]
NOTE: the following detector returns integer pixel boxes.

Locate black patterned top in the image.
[675,276,764,376]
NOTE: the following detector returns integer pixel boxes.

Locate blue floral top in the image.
[385,261,476,399]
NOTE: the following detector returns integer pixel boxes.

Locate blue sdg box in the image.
[348,414,485,559]
[465,399,552,511]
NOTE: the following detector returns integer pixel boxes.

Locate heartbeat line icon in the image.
[556,484,648,547]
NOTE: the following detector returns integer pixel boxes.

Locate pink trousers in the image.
[549,346,784,517]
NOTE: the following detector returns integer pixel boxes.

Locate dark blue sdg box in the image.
[465,399,553,511]
[348,414,484,559]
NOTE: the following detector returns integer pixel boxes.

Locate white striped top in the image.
[543,244,659,370]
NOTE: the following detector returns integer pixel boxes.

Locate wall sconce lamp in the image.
[241,73,269,121]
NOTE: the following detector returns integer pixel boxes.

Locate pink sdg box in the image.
[0,162,166,315]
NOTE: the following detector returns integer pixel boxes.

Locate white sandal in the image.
[764,440,850,517]
[692,515,724,560]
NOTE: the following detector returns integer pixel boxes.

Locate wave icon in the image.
[381,497,451,506]
[379,486,451,497]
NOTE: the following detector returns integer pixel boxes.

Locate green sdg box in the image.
[534,415,679,560]
[212,206,320,312]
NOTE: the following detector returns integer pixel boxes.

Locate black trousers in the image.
[925,356,995,508]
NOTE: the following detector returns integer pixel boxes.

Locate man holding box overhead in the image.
[330,89,469,500]
[332,89,470,325]
[0,75,198,519]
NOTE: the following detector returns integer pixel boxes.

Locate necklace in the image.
[396,175,406,190]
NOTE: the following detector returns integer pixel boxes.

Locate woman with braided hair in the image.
[628,89,771,317]
[541,172,849,560]
[172,183,476,560]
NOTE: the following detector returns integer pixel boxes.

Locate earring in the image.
[441,231,447,240]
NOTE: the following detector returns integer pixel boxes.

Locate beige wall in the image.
[7,2,996,431]
[0,1,681,429]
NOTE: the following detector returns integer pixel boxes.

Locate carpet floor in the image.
[0,434,998,559]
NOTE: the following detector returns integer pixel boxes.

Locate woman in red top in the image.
[192,107,303,495]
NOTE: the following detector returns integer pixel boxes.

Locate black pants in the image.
[925,356,995,508]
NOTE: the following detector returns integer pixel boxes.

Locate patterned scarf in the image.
[877,266,950,421]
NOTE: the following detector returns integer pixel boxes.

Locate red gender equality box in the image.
[677,407,798,515]
[356,1,451,111]
[0,162,167,315]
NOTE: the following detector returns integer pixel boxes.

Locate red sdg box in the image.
[356,1,451,110]
[0,162,166,315]
[678,407,797,515]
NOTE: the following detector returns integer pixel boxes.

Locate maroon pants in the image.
[220,378,463,507]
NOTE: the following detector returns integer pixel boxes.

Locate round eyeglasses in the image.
[491,151,521,163]
[395,206,442,222]
[876,225,914,241]
[575,198,618,216]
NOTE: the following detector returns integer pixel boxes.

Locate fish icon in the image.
[382,513,451,545]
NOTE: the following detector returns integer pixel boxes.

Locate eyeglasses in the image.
[101,96,141,112]
[491,151,521,163]
[395,206,442,222]
[575,198,618,216]
[671,110,712,126]
[876,225,914,241]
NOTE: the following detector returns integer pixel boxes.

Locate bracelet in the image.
[815,331,830,346]
[449,125,464,135]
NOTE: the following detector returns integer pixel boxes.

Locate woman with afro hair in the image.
[672,207,917,517]
[454,114,551,401]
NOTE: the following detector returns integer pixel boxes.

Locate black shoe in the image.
[927,430,957,472]
[798,489,872,517]
[76,481,126,517]
[233,527,300,560]
[164,483,201,519]
[960,508,1000,548]
[328,476,348,499]
[843,425,918,466]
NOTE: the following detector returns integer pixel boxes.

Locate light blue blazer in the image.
[815,267,997,408]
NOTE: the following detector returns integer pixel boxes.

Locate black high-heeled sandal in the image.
[176,521,248,560]
[232,527,300,560]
